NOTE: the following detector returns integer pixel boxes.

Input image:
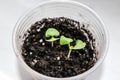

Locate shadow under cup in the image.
[12,1,109,80]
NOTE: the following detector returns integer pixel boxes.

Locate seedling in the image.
[60,35,86,59]
[45,28,60,47]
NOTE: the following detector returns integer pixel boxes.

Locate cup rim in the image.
[12,0,109,80]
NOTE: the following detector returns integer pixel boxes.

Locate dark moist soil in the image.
[21,17,97,78]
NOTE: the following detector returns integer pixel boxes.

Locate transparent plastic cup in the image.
[12,0,109,80]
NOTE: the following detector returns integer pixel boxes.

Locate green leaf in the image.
[46,37,59,42]
[45,28,60,37]
[60,35,73,45]
[73,40,86,49]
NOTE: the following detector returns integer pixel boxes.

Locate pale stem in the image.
[51,36,54,47]
[67,49,72,59]
[52,41,54,47]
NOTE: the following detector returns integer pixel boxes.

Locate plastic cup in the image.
[12,0,109,80]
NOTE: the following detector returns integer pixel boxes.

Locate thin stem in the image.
[68,44,70,48]
[51,36,54,47]
[52,41,54,47]
[67,49,72,59]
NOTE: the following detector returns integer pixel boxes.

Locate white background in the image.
[0,0,120,80]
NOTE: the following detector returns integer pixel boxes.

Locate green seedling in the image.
[60,35,86,59]
[45,28,60,47]
[73,40,86,50]
[60,35,73,46]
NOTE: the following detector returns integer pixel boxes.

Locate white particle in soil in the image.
[39,39,43,43]
[85,61,88,64]
[33,59,37,63]
[90,58,93,60]
[37,29,40,32]
[93,53,96,57]
[42,43,45,46]
[57,57,60,60]
[26,39,28,41]
[82,68,86,71]
[40,23,45,29]
[29,52,32,55]
[32,35,35,37]
[53,58,56,60]
[31,62,35,66]
[79,54,81,56]
[35,55,38,58]
[58,66,61,69]
[93,58,96,62]
[24,53,27,56]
